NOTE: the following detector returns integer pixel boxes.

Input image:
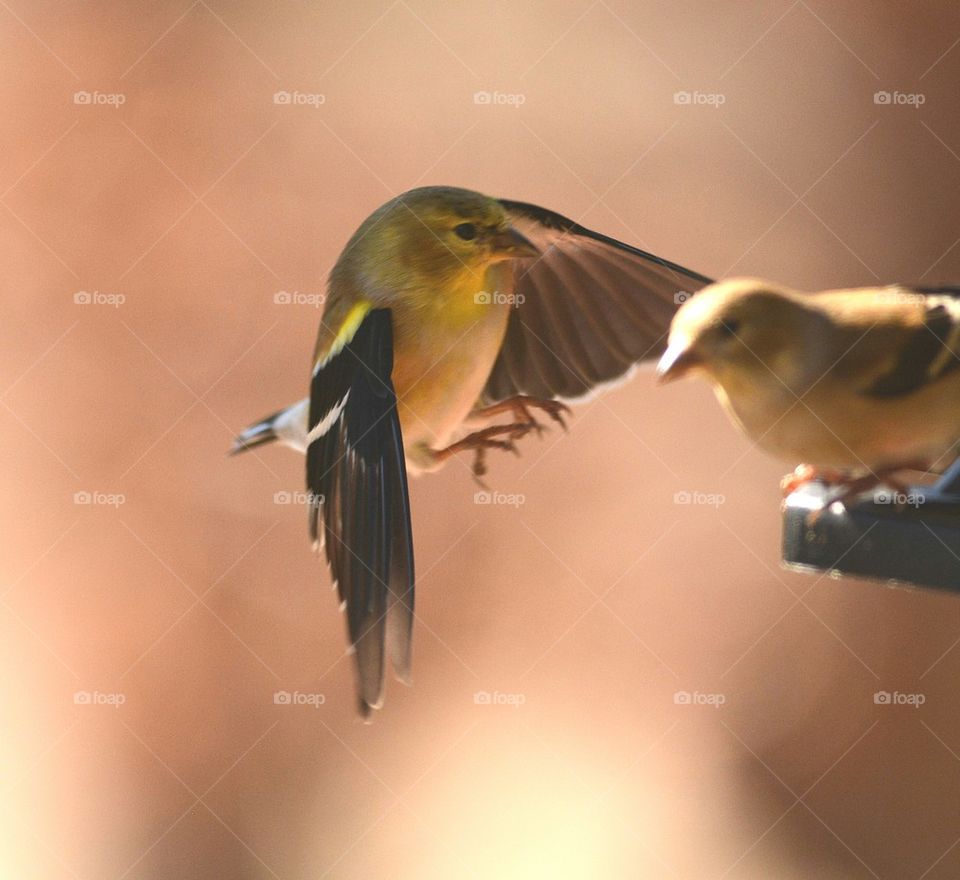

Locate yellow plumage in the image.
[658,277,960,477]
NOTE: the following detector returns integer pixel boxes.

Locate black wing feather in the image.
[306,308,414,717]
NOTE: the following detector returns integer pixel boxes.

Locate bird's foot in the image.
[471,395,571,437]
[783,461,928,525]
[432,421,540,483]
[433,398,570,484]
[780,464,843,497]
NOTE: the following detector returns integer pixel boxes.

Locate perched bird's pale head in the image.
[657,278,822,391]
[333,186,539,297]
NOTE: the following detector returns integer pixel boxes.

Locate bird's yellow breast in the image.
[411,263,506,325]
[391,263,515,460]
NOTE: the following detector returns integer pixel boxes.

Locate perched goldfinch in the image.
[658,277,960,491]
[233,186,709,716]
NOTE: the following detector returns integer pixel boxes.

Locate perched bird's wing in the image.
[916,285,960,298]
[853,288,960,399]
[307,307,414,717]
[482,199,712,403]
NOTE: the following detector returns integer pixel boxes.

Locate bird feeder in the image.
[782,458,960,591]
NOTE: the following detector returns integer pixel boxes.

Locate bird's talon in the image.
[541,400,571,431]
[435,399,572,477]
[471,448,489,482]
[780,464,841,498]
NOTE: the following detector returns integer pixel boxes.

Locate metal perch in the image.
[782,458,960,592]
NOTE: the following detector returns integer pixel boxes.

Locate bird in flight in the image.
[658,277,960,501]
[233,185,710,717]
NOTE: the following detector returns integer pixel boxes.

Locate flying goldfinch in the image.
[657,277,960,495]
[233,185,710,716]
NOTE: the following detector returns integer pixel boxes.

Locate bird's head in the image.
[657,278,813,390]
[338,186,539,296]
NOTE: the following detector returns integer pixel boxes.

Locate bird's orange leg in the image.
[824,463,927,505]
[471,395,571,435]
[783,460,929,525]
[780,464,844,497]
[432,422,538,481]
[434,397,571,482]
[782,461,929,500]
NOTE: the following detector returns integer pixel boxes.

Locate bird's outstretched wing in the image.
[306,307,414,717]
[483,199,712,403]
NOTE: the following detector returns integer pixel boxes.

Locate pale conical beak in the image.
[492,225,540,259]
[657,341,701,384]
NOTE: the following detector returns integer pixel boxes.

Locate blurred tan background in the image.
[4,1,960,877]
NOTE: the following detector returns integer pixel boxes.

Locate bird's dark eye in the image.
[454,222,477,241]
[718,318,741,337]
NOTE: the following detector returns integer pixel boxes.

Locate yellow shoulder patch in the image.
[314,301,372,373]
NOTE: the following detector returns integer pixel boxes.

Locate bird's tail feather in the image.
[230,408,286,455]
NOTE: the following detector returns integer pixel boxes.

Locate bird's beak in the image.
[492,225,540,259]
[656,340,701,384]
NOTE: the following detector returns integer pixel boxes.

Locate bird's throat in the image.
[436,262,513,325]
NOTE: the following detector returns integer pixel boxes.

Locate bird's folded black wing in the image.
[483,199,712,403]
[306,308,414,717]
